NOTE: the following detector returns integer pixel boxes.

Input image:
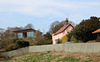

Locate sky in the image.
[0,0,100,33]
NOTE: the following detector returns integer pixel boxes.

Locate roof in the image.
[92,29,100,33]
[54,24,73,35]
[13,29,36,33]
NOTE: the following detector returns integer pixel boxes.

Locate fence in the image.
[0,43,100,57]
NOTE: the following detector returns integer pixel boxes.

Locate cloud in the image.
[0,0,99,17]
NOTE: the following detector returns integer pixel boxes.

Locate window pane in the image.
[17,33,23,39]
[27,31,35,37]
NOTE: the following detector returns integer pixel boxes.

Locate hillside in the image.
[0,51,99,62]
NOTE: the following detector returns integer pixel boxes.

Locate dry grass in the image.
[0,51,100,62]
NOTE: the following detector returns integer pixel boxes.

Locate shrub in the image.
[62,35,68,43]
[96,36,100,42]
[15,39,29,48]
[68,31,73,41]
[36,38,52,45]
[70,36,77,43]
[5,44,17,51]
[0,37,14,49]
[13,39,19,43]
[57,39,62,44]
[24,37,36,46]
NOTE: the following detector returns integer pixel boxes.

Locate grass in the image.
[0,52,97,62]
[57,56,81,62]
[57,57,96,62]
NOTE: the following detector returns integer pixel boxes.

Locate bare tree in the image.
[49,20,75,34]
[68,21,76,26]
[24,23,34,29]
[0,28,5,40]
[49,21,60,34]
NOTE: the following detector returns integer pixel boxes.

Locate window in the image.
[17,33,23,39]
[27,31,35,37]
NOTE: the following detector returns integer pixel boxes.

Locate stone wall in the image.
[0,43,100,57]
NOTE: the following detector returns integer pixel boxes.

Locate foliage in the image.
[62,35,68,43]
[70,35,77,43]
[34,30,52,45]
[68,31,73,41]
[15,39,29,48]
[96,36,100,42]
[44,32,52,39]
[49,20,75,34]
[35,30,42,38]
[57,39,62,44]
[79,17,100,32]
[36,38,52,45]
[24,23,34,29]
[70,36,83,43]
[49,21,60,34]
[0,37,14,49]
[68,16,100,42]
[24,37,36,46]
[5,44,17,51]
[72,25,90,42]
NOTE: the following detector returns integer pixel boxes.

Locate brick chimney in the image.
[65,18,68,25]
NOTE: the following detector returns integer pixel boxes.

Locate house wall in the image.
[52,26,73,44]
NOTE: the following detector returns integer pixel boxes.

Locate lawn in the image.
[0,51,99,62]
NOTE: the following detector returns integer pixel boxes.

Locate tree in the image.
[68,16,100,42]
[35,30,52,45]
[79,16,100,32]
[35,30,42,38]
[45,32,52,39]
[0,28,5,40]
[72,25,90,42]
[49,21,60,34]
[0,27,22,49]
[68,21,76,26]
[24,23,34,29]
[49,20,75,34]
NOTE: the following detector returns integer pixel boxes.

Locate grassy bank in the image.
[0,51,98,62]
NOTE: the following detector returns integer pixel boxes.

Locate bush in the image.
[96,36,100,42]
[24,37,36,46]
[13,39,19,43]
[57,39,62,44]
[0,37,14,49]
[15,39,29,48]
[5,44,17,51]
[68,31,73,41]
[62,35,68,43]
[70,36,77,43]
[36,38,52,45]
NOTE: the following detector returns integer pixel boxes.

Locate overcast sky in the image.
[0,0,100,33]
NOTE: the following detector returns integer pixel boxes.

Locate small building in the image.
[92,29,100,39]
[14,29,36,39]
[52,18,74,44]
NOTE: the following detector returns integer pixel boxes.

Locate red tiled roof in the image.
[54,24,72,35]
[92,29,100,33]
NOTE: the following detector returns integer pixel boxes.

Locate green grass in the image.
[57,56,81,62]
[56,57,96,62]
[0,52,61,62]
[0,52,96,62]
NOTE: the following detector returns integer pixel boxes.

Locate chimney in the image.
[65,18,68,25]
